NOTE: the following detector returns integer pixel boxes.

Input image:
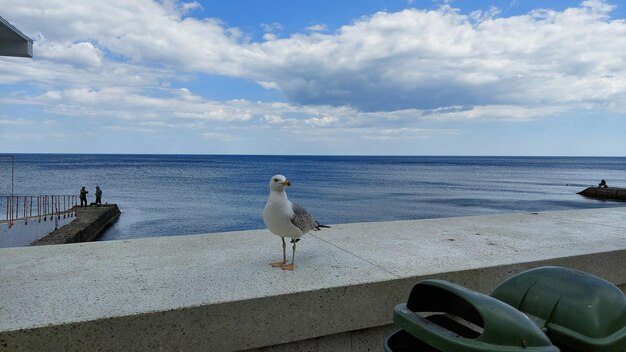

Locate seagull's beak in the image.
[280,180,291,187]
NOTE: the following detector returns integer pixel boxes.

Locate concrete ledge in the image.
[31,204,120,245]
[1,207,626,351]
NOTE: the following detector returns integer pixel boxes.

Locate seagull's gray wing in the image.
[290,203,319,234]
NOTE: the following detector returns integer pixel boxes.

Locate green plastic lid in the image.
[491,266,626,351]
[393,280,558,352]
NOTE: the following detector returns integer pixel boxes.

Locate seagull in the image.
[263,174,330,270]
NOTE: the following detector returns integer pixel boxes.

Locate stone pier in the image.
[31,204,120,245]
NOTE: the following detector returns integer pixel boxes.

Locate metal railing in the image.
[1,195,78,228]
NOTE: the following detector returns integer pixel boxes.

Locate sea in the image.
[1,154,625,241]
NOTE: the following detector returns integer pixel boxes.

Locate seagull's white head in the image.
[269,174,291,192]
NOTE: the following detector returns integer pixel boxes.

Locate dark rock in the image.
[577,187,626,201]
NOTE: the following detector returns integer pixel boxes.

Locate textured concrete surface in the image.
[31,204,120,245]
[1,207,625,351]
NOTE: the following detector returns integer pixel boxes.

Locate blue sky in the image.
[1,0,625,155]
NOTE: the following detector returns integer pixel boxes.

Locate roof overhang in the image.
[0,15,33,58]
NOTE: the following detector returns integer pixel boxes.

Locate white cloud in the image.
[257,81,279,90]
[160,0,201,16]
[240,2,626,114]
[262,33,278,41]
[103,125,157,133]
[201,131,235,141]
[0,131,70,141]
[359,127,456,141]
[581,0,615,15]
[30,87,258,122]
[0,118,33,126]
[261,22,283,33]
[470,6,501,22]
[1,0,626,130]
[34,39,104,68]
[423,105,569,122]
[304,116,337,127]
[305,24,327,32]
[262,114,286,125]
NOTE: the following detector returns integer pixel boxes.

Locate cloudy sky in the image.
[1,0,625,155]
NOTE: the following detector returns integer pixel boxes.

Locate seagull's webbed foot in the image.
[270,237,288,268]
[280,241,297,271]
[281,263,294,271]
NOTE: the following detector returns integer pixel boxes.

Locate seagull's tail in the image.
[314,221,331,230]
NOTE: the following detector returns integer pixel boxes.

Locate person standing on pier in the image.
[80,186,89,207]
[95,186,102,206]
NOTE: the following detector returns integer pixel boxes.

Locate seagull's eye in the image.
[273,178,278,182]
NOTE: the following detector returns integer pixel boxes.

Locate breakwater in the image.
[578,186,626,201]
[31,204,120,245]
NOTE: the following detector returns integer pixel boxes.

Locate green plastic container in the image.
[490,266,626,352]
[384,329,442,352]
[385,280,558,352]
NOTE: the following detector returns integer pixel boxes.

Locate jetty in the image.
[578,186,626,201]
[31,204,120,245]
[1,207,625,351]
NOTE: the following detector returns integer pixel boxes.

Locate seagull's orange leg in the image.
[281,241,296,271]
[270,237,287,267]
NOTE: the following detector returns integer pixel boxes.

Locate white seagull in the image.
[263,174,330,270]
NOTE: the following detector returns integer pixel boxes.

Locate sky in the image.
[1,0,625,156]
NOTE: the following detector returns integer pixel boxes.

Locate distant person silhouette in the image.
[599,179,608,188]
[80,186,89,207]
[95,186,102,206]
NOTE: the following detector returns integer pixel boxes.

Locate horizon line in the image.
[1,153,624,158]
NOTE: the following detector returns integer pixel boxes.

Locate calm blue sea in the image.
[1,154,625,241]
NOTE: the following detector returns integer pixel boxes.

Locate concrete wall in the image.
[1,207,625,352]
[0,215,74,248]
[249,251,626,352]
